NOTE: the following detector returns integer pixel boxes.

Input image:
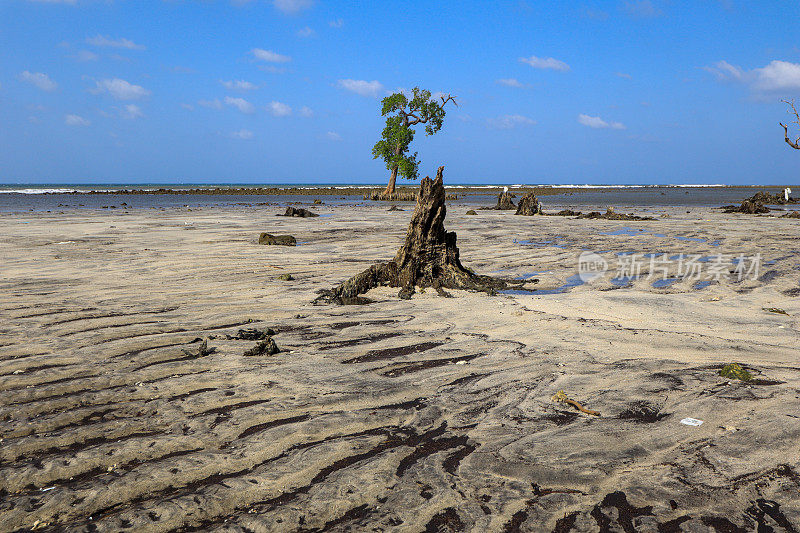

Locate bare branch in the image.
[440,94,458,108]
[781,99,800,149]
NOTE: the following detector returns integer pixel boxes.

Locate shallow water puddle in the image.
[501,274,585,295]
[652,277,681,288]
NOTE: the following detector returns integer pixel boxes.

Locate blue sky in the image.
[1,0,800,185]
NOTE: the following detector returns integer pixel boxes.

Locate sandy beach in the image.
[1,200,799,532]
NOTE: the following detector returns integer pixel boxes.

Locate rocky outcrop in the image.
[279,207,319,218]
[722,201,770,214]
[258,233,296,246]
[514,193,542,216]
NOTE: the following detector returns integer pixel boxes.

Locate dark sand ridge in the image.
[0,202,799,531]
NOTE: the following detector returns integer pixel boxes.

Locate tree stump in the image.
[317,166,523,304]
[493,191,516,210]
[515,193,542,215]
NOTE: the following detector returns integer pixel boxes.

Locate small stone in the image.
[279,273,294,281]
[258,233,296,246]
[465,210,477,215]
[243,337,280,356]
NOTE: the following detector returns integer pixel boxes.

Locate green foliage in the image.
[372,87,454,181]
[719,363,752,381]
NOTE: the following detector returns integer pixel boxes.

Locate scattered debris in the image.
[680,417,703,427]
[243,338,280,356]
[719,363,753,382]
[763,307,789,315]
[551,390,601,417]
[258,233,296,246]
[279,207,319,217]
[182,339,217,358]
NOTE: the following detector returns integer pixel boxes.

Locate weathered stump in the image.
[279,207,318,217]
[317,166,523,303]
[492,191,516,210]
[515,193,541,215]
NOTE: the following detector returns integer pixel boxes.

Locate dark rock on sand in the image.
[243,337,280,356]
[722,200,770,214]
[466,210,477,215]
[258,233,296,246]
[748,190,798,205]
[236,327,276,340]
[279,206,319,217]
[549,209,582,217]
[577,208,654,221]
[388,205,404,212]
[514,193,542,216]
[313,199,322,204]
[278,273,295,281]
[782,211,800,218]
[182,339,217,358]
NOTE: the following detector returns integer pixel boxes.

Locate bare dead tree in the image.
[780,99,800,150]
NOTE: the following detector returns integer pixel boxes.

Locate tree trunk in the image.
[383,166,398,195]
[317,166,525,304]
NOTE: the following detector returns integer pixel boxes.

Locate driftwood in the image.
[317,166,524,304]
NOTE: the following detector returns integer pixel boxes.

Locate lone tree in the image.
[780,99,800,150]
[372,87,457,197]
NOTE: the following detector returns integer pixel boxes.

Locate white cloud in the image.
[326,131,342,141]
[221,79,258,90]
[123,104,143,119]
[704,59,800,92]
[337,79,384,97]
[231,129,254,139]
[65,114,89,126]
[93,78,150,100]
[297,26,315,38]
[224,96,256,114]
[496,78,523,87]
[487,114,536,129]
[329,18,344,28]
[86,35,145,50]
[578,113,626,129]
[181,103,195,111]
[252,48,291,63]
[268,101,292,116]
[299,106,313,117]
[616,72,632,79]
[19,71,57,91]
[519,56,570,72]
[198,99,222,109]
[74,50,99,62]
[273,0,313,14]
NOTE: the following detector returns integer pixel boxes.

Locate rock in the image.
[577,208,654,221]
[388,205,404,211]
[465,210,477,215]
[514,193,542,216]
[279,207,319,217]
[258,233,296,246]
[182,339,217,358]
[243,337,280,356]
[313,199,322,204]
[781,211,800,218]
[722,200,770,214]
[747,190,798,205]
[236,327,276,340]
[550,209,581,217]
[278,273,294,281]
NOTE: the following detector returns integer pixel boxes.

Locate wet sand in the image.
[1,202,799,532]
